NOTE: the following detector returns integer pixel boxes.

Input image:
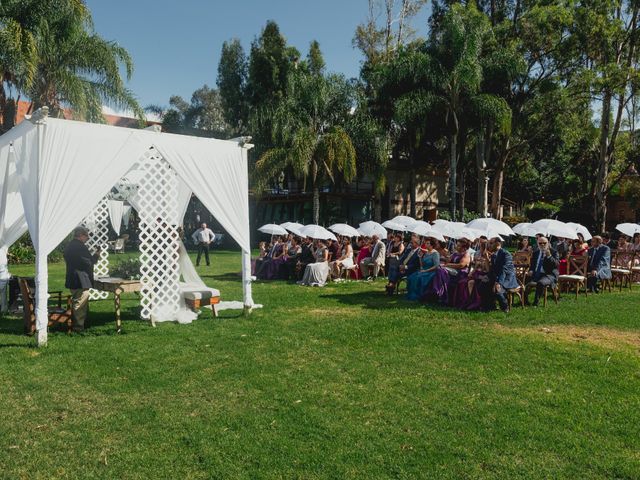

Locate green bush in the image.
[525,202,559,221]
[437,210,481,223]
[502,215,528,226]
[8,233,70,264]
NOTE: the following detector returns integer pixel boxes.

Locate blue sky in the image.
[86,0,429,111]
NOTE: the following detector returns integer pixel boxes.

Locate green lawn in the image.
[1,250,639,479]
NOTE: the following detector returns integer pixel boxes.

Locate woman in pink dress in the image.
[353,237,371,279]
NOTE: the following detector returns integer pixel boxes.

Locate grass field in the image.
[1,250,639,479]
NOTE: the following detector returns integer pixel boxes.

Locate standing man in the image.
[587,235,611,293]
[525,236,559,306]
[64,226,100,332]
[478,236,518,312]
[191,222,216,267]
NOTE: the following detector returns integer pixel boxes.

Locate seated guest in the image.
[633,232,640,252]
[587,235,611,293]
[442,238,472,306]
[386,236,420,295]
[330,238,354,279]
[262,236,287,280]
[525,236,559,306]
[465,256,490,311]
[406,240,440,301]
[299,240,330,287]
[617,234,632,253]
[478,237,518,312]
[354,237,372,279]
[360,234,386,279]
[517,237,532,253]
[281,237,302,280]
[251,241,268,276]
[386,233,405,272]
[561,238,588,274]
[602,232,617,251]
[328,238,341,262]
[296,237,316,280]
[435,240,449,260]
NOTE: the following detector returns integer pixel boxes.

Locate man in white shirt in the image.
[191,223,216,266]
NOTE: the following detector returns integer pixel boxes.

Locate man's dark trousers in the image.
[196,242,210,266]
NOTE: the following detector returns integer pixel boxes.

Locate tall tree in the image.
[573,0,640,231]
[254,70,357,224]
[217,39,248,135]
[25,0,143,122]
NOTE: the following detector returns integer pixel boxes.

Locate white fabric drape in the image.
[108,199,124,235]
[148,132,250,254]
[122,205,133,229]
[0,116,254,344]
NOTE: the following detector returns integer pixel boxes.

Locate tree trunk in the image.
[409,166,417,218]
[476,136,488,216]
[449,134,458,220]
[490,139,510,219]
[374,190,382,222]
[595,90,612,233]
[312,185,320,225]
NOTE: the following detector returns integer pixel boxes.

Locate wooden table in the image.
[94,277,142,333]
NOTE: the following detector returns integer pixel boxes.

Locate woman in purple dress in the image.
[426,238,471,305]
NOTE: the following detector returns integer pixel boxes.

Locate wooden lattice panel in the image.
[81,196,110,300]
[136,150,181,321]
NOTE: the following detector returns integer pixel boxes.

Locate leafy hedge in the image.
[524,201,560,221]
[8,233,66,264]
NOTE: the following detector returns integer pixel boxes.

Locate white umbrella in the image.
[302,224,337,241]
[281,221,304,232]
[381,220,407,231]
[615,223,640,237]
[258,223,288,236]
[432,221,465,238]
[566,222,592,241]
[412,220,431,230]
[531,219,577,239]
[328,223,360,237]
[424,230,446,242]
[466,218,515,237]
[358,221,387,238]
[450,227,480,242]
[410,223,433,237]
[513,222,534,236]
[287,225,307,238]
[391,215,417,229]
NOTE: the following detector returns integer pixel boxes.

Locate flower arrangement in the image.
[110,258,141,280]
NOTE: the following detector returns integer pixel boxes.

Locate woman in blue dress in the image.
[406,239,440,301]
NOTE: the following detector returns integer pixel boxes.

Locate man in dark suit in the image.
[63,226,100,332]
[587,235,612,293]
[525,236,559,306]
[478,236,519,312]
[385,237,420,295]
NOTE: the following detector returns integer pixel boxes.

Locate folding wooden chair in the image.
[19,278,72,335]
[610,250,634,292]
[558,255,588,300]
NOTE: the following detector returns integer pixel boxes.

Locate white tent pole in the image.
[31,108,49,347]
[241,143,254,313]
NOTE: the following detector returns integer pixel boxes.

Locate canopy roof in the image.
[0,110,253,345]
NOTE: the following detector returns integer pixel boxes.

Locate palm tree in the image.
[254,71,357,224]
[27,3,143,122]
[0,0,42,130]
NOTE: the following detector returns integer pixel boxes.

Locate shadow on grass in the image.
[201,272,242,282]
[319,289,453,312]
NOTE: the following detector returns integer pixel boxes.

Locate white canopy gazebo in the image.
[0,108,254,346]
